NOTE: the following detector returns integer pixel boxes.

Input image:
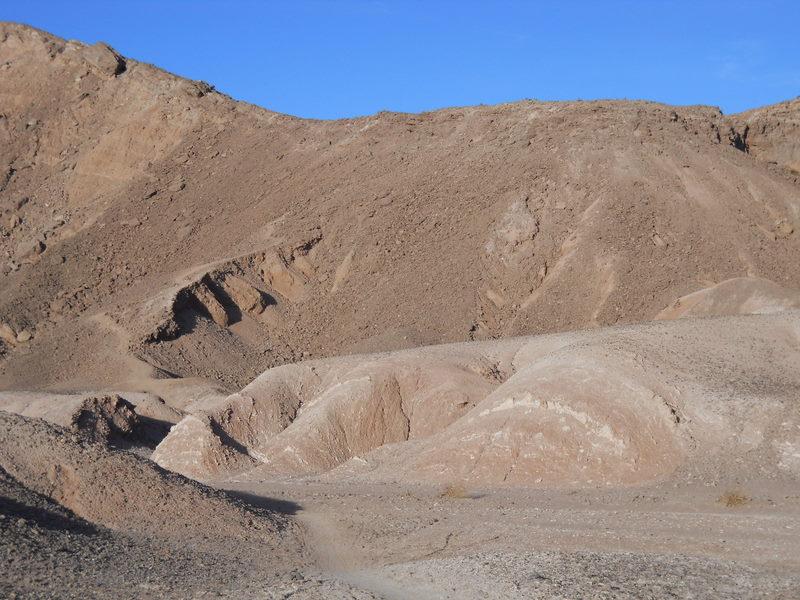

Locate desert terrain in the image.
[1,22,800,598]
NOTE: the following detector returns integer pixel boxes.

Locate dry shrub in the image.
[440,483,470,499]
[718,490,749,508]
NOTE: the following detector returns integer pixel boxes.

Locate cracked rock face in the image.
[730,97,800,173]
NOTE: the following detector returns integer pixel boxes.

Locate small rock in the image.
[774,219,794,239]
[652,233,667,248]
[16,330,32,343]
[537,264,548,281]
[16,239,45,259]
[168,178,186,193]
[181,80,207,98]
[0,322,16,345]
[194,80,215,97]
[50,298,67,314]
[7,214,20,229]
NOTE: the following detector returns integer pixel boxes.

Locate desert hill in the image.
[1,22,799,398]
[0,412,366,598]
[3,22,800,599]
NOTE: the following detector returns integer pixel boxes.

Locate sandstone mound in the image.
[2,23,800,394]
[373,350,683,486]
[153,350,513,480]
[657,277,800,319]
[0,411,295,545]
[155,311,800,487]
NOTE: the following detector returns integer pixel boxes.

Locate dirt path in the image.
[297,509,443,599]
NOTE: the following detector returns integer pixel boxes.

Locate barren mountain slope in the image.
[1,23,799,395]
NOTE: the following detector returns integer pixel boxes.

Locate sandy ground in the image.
[220,478,800,599]
[4,468,800,598]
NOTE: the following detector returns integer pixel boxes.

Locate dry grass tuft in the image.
[440,483,471,499]
[718,490,750,508]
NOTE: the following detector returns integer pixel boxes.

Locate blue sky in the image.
[3,1,798,119]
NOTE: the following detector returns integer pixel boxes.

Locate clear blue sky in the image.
[3,1,799,119]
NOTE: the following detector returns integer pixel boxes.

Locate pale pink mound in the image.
[657,277,800,319]
[154,311,800,488]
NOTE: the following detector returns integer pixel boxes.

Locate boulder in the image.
[221,275,267,315]
[81,42,126,76]
[16,238,45,259]
[190,282,229,327]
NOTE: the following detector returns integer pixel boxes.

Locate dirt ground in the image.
[222,478,800,599]
[5,473,800,598]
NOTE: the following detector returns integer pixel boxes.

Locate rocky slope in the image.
[0,411,297,544]
[0,389,181,448]
[0,464,302,600]
[1,22,799,397]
